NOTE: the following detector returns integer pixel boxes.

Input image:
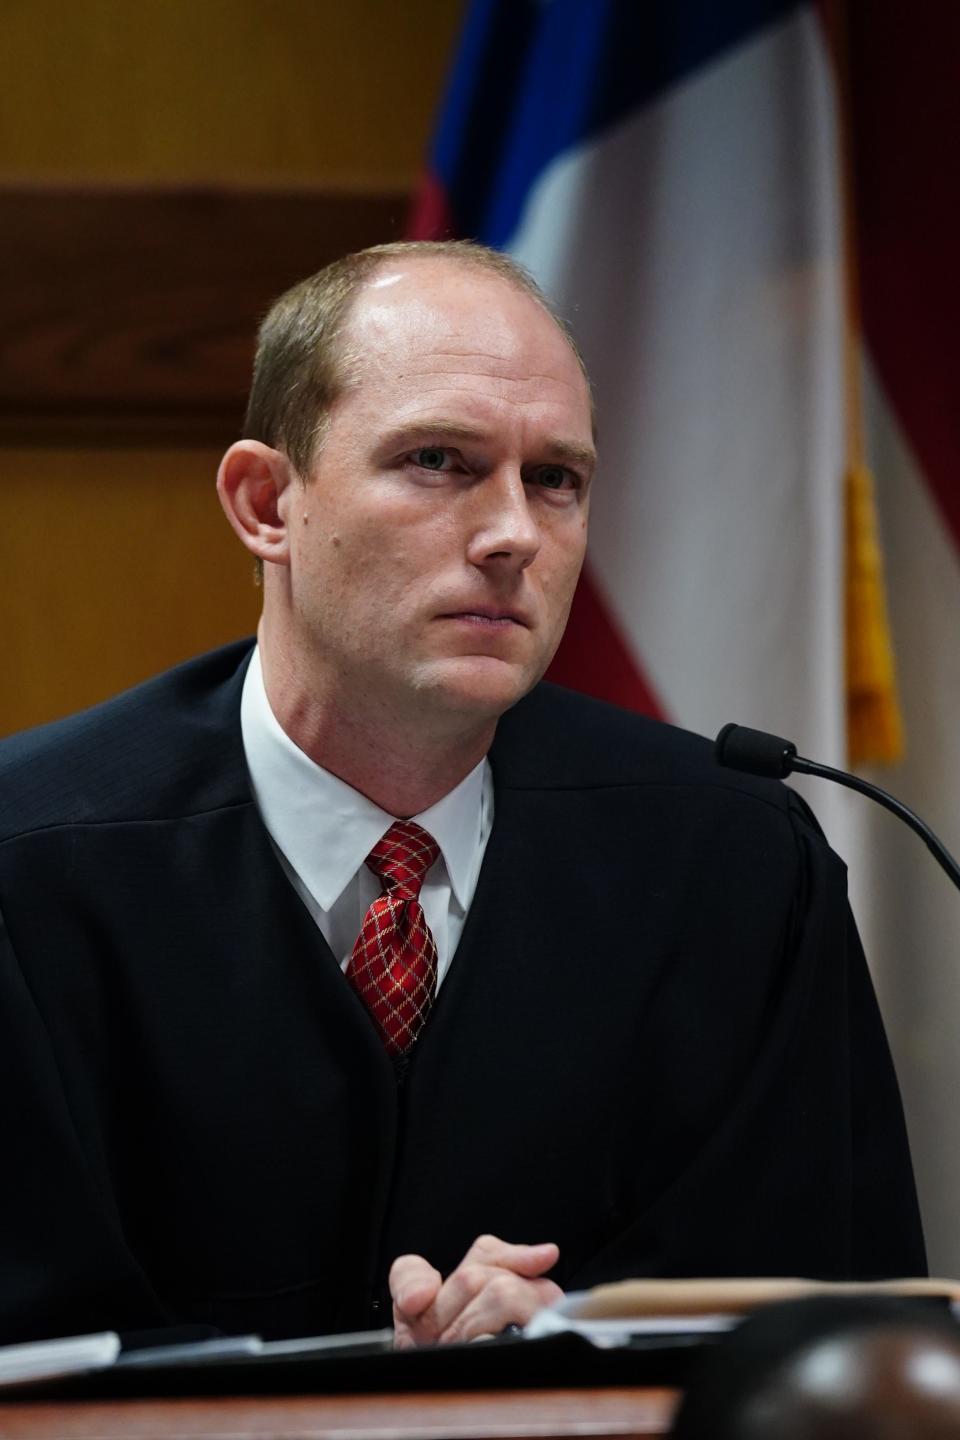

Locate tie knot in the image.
[365,820,439,901]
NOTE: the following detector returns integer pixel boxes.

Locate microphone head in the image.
[715,723,798,779]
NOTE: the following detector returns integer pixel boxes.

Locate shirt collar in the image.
[240,645,487,912]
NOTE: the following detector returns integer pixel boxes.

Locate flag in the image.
[413,0,960,1275]
[843,0,960,1274]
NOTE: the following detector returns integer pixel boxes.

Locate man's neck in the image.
[257,632,496,818]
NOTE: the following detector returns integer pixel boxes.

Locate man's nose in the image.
[466,469,541,570]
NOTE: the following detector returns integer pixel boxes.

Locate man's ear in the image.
[216,441,297,566]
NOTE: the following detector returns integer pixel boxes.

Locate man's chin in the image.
[412,654,541,720]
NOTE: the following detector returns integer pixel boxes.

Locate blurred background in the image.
[1,0,461,732]
[4,0,959,1276]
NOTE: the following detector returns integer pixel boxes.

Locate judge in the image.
[0,241,925,1348]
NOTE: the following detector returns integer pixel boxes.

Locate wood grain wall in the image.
[2,0,461,735]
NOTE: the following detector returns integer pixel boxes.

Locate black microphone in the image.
[715,722,960,894]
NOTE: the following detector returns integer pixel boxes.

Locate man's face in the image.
[283,259,595,728]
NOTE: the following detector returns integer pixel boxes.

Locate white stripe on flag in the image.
[507,8,847,782]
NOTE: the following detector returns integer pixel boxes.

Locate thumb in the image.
[389,1253,443,1317]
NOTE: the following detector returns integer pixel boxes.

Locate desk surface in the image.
[0,1387,678,1439]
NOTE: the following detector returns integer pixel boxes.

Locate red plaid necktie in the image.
[346,819,440,1056]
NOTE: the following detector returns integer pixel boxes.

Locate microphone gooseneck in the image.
[715,723,960,894]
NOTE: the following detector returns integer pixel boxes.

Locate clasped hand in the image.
[390,1233,562,1347]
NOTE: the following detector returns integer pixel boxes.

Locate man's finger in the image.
[439,1274,564,1344]
[418,1238,559,1338]
[389,1253,443,1318]
[462,1234,560,1277]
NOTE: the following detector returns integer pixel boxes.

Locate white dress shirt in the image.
[240,646,493,986]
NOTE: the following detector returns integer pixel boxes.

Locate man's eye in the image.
[535,465,573,490]
[413,447,450,471]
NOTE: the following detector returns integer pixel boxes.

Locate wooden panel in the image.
[0,0,461,188]
[0,186,409,445]
[1,447,262,737]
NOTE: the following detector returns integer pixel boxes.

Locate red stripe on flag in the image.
[847,4,960,556]
[407,171,454,241]
[547,568,666,719]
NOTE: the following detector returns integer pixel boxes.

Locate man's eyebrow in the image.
[542,438,597,471]
[381,421,597,470]
[380,420,490,449]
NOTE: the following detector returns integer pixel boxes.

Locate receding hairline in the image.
[339,249,587,364]
[330,250,595,434]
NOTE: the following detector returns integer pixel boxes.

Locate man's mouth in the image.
[441,607,530,628]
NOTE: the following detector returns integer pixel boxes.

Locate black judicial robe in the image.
[0,641,925,1344]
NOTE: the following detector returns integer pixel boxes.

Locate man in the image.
[0,242,925,1349]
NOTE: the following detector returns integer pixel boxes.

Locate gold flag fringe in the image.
[845,461,904,764]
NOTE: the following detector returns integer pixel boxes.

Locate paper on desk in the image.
[0,1330,119,1387]
[116,1327,394,1367]
[0,1326,395,1389]
[526,1277,960,1349]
